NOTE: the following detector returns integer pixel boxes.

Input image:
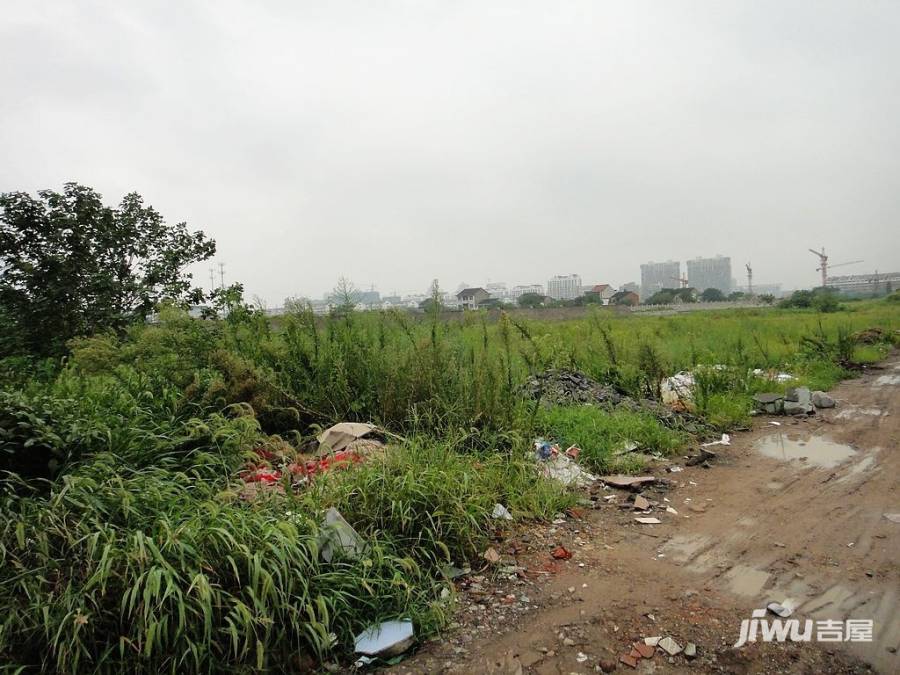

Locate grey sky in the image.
[2,1,899,303]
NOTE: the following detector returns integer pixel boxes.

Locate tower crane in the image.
[808,248,863,288]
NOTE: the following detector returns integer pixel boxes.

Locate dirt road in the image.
[390,354,900,674]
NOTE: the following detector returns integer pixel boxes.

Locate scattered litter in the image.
[752,368,795,383]
[614,440,641,456]
[319,508,367,562]
[666,506,678,515]
[767,602,793,618]
[288,449,366,481]
[317,422,382,453]
[491,504,513,521]
[769,421,781,426]
[443,565,469,580]
[702,433,730,447]
[576,652,588,663]
[535,443,598,487]
[658,636,682,656]
[600,475,656,489]
[483,547,501,564]
[551,546,573,560]
[635,517,662,524]
[633,495,650,510]
[883,513,900,524]
[644,636,661,647]
[668,465,684,473]
[354,618,415,658]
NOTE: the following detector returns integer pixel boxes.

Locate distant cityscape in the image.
[263,255,898,315]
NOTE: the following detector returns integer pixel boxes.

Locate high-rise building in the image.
[547,274,582,300]
[640,261,680,297]
[687,256,732,293]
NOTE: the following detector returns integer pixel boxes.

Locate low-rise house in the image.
[610,290,639,306]
[585,283,615,304]
[456,287,490,309]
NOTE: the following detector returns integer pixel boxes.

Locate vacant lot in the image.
[1,299,898,672]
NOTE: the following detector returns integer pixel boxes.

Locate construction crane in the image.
[745,263,753,296]
[670,275,689,289]
[808,248,863,288]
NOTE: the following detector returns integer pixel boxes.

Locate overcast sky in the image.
[2,1,899,303]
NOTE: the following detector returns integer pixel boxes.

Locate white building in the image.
[547,274,582,300]
[509,284,544,299]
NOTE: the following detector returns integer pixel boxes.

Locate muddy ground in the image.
[386,353,900,674]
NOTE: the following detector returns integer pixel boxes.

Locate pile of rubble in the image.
[521,369,624,406]
[752,387,835,416]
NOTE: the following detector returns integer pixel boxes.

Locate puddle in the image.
[724,565,770,597]
[754,433,856,469]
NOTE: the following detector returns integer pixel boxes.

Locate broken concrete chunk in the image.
[633,495,650,510]
[483,547,501,564]
[319,508,367,562]
[644,636,661,647]
[601,475,656,489]
[354,618,415,657]
[684,642,697,658]
[635,517,662,524]
[812,391,836,409]
[767,602,793,618]
[883,513,900,524]
[658,636,682,656]
[491,504,513,520]
[753,393,784,414]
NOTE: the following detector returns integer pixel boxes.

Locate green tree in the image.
[700,288,726,302]
[0,183,215,356]
[517,292,544,308]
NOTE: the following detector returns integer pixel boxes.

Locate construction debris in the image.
[354,618,415,658]
[752,368,795,383]
[753,393,785,414]
[812,391,836,409]
[883,513,900,524]
[684,642,697,658]
[767,601,793,618]
[534,442,598,487]
[633,495,650,510]
[491,504,513,521]
[483,547,501,564]
[551,545,573,560]
[522,369,624,406]
[658,636,683,656]
[660,371,695,409]
[635,517,661,524]
[784,387,815,415]
[600,475,656,489]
